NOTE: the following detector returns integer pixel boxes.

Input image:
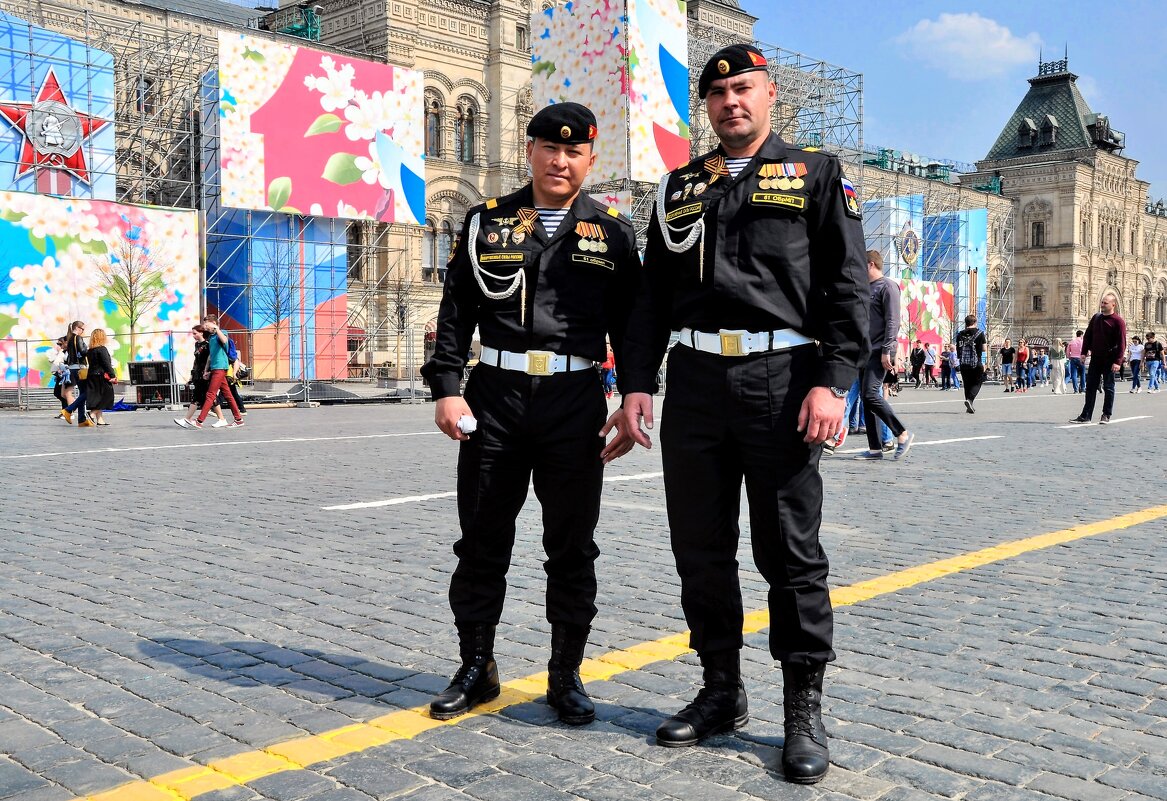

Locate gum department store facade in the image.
[8,0,1167,359]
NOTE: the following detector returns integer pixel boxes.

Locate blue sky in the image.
[746,1,1167,198]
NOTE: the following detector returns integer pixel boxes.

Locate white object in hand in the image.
[457,415,478,434]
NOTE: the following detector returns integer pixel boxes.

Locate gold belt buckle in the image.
[719,330,746,356]
[526,350,554,376]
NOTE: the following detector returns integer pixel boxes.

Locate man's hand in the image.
[599,408,633,464]
[881,352,894,372]
[1112,363,1121,373]
[620,392,655,449]
[435,396,474,441]
[798,387,845,445]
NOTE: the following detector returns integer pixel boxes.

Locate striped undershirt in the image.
[537,208,569,238]
[725,157,752,179]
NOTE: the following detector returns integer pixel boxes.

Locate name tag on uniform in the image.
[750,193,806,210]
[665,202,702,222]
[572,253,615,270]
[478,252,525,263]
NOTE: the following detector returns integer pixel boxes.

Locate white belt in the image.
[676,327,814,357]
[479,345,594,376]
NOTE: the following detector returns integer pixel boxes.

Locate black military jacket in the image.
[622,132,869,392]
[422,184,641,399]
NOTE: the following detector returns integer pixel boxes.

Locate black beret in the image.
[698,43,769,99]
[526,102,597,145]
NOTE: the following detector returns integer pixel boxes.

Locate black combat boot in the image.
[655,650,748,747]
[546,624,594,725]
[429,624,501,720]
[781,663,829,783]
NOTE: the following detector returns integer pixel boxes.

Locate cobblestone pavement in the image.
[1,385,1166,801]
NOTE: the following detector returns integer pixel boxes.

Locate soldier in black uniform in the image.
[614,44,869,783]
[420,102,640,725]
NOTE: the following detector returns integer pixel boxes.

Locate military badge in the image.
[514,208,539,237]
[670,189,683,202]
[717,59,730,75]
[561,125,572,139]
[512,231,526,244]
[704,155,729,187]
[486,231,499,244]
[694,182,708,196]
[840,177,861,219]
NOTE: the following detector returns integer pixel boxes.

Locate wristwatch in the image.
[828,386,848,399]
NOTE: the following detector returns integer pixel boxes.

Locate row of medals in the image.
[578,238,608,253]
[759,177,805,191]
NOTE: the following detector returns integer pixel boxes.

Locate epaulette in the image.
[802,147,820,152]
[485,198,498,209]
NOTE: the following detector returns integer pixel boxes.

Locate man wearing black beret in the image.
[612,42,869,783]
[421,102,640,726]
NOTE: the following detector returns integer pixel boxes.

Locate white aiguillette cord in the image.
[468,212,527,325]
[656,173,705,281]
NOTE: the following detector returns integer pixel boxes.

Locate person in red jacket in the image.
[1070,293,1127,424]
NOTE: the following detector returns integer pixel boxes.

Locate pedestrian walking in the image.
[616,43,870,784]
[50,337,72,419]
[954,315,987,412]
[999,338,1016,392]
[1015,339,1030,392]
[1128,335,1144,394]
[1144,332,1163,393]
[175,325,228,428]
[939,343,953,390]
[84,328,116,427]
[1066,330,1085,392]
[186,315,244,429]
[1049,339,1067,394]
[421,102,640,727]
[62,321,90,426]
[1070,294,1127,423]
[909,340,925,388]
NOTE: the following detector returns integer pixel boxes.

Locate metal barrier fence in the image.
[1,326,433,410]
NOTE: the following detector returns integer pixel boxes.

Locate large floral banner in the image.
[897,279,954,354]
[922,208,988,323]
[216,32,424,225]
[532,0,689,186]
[0,191,200,387]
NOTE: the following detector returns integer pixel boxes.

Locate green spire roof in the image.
[982,58,1124,162]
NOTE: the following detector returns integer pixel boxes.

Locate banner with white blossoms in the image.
[215,32,425,225]
[532,0,689,187]
[0,191,199,387]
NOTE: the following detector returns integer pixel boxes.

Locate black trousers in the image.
[660,344,834,667]
[861,352,906,451]
[959,365,985,403]
[450,364,606,628]
[1080,364,1116,419]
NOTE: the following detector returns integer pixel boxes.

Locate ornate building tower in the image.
[962,56,1167,341]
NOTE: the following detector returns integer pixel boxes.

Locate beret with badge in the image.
[526,101,599,145]
[697,43,769,99]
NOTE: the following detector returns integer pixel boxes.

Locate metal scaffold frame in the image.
[3,0,436,388]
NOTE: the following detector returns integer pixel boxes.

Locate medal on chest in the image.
[574,221,608,253]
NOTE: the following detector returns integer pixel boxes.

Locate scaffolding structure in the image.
[4,0,435,387]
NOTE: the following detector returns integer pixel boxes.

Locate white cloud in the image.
[895,13,1041,79]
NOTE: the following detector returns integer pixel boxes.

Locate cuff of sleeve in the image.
[816,363,859,389]
[428,373,463,400]
[621,379,657,396]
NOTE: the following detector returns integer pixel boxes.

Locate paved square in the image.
[1,385,1165,801]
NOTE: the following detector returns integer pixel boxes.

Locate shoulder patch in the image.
[802,147,819,152]
[486,198,498,210]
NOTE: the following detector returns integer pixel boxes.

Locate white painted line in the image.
[322,470,666,510]
[1057,415,1151,429]
[324,491,458,510]
[838,434,1001,454]
[0,431,441,460]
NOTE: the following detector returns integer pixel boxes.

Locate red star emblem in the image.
[0,66,110,187]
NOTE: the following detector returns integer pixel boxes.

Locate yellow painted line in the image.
[81,504,1167,801]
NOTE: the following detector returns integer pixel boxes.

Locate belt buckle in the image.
[719,330,747,356]
[526,350,554,376]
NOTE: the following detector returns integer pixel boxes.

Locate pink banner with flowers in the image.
[897,279,954,354]
[216,32,424,225]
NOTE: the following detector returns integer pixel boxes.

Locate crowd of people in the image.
[44,315,248,429]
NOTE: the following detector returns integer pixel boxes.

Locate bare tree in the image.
[94,234,170,359]
[387,268,426,380]
[252,236,299,380]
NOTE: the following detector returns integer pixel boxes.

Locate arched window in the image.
[456,106,476,164]
[436,221,453,283]
[422,219,436,281]
[425,99,442,158]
